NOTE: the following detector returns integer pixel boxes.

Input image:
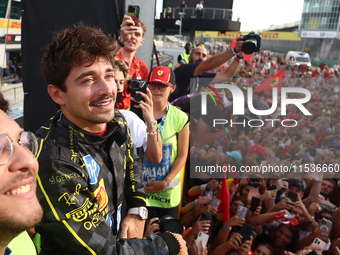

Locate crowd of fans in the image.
[167,44,340,255]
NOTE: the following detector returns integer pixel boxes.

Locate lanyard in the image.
[158,104,169,136]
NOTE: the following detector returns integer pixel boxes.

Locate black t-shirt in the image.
[170,62,216,102]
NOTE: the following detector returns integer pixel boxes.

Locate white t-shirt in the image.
[120,110,147,152]
[196,3,203,10]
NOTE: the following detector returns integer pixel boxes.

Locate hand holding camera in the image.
[144,217,160,237]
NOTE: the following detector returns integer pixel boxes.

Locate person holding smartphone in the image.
[144,66,190,220]
[115,15,149,110]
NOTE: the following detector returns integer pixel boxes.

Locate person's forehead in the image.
[0,110,21,138]
[114,70,124,78]
[193,48,207,55]
[322,180,334,186]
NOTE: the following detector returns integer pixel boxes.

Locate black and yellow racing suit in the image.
[36,110,179,255]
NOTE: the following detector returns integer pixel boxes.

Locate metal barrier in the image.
[0,85,22,105]
[162,7,232,20]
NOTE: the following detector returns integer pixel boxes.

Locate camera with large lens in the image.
[155,215,184,234]
[240,32,262,54]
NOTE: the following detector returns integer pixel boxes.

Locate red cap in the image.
[247,145,266,157]
[148,66,176,86]
[290,113,298,119]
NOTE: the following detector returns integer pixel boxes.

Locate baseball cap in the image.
[148,66,176,86]
[288,179,304,191]
[226,150,243,161]
[247,145,266,157]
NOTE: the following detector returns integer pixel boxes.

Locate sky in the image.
[156,0,305,31]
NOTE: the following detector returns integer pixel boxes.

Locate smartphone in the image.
[287,191,297,203]
[301,152,311,164]
[130,80,147,121]
[199,213,212,222]
[319,218,332,239]
[127,5,140,23]
[196,231,209,250]
[204,187,214,198]
[211,197,221,209]
[237,205,248,219]
[250,197,261,212]
[238,223,254,242]
[250,231,257,240]
[309,237,327,251]
[217,146,223,156]
[267,184,276,190]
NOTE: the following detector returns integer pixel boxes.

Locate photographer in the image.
[170,36,244,102]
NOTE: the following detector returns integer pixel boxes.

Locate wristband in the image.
[165,177,171,186]
[117,38,126,47]
[236,54,244,59]
[224,222,232,230]
[200,184,207,192]
[232,47,238,55]
[147,127,158,136]
[235,55,242,62]
[166,231,182,252]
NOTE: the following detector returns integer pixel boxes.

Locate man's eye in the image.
[82,79,92,84]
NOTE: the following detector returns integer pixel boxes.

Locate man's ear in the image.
[139,38,145,47]
[47,84,66,106]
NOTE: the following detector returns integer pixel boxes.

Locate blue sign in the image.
[8,106,23,120]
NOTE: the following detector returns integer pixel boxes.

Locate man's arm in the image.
[121,121,147,239]
[37,158,183,255]
[193,37,243,76]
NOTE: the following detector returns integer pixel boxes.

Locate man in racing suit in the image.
[35,19,186,255]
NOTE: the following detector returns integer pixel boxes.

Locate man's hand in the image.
[294,194,310,217]
[226,232,242,251]
[120,15,140,44]
[143,217,160,237]
[234,36,244,55]
[198,204,218,216]
[247,187,260,205]
[173,233,188,255]
[120,214,145,239]
[238,238,253,255]
[276,197,294,211]
[225,210,245,228]
[144,180,167,193]
[276,178,288,190]
[207,179,221,192]
[191,216,211,235]
[260,190,277,202]
[308,199,321,216]
[197,196,213,205]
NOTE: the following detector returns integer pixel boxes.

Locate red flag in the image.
[230,40,253,63]
[218,166,230,223]
[253,67,285,93]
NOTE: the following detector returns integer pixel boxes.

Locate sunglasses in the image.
[318,215,332,221]
[232,202,243,207]
[148,82,171,91]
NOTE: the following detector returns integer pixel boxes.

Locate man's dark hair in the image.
[41,23,116,92]
[0,92,9,112]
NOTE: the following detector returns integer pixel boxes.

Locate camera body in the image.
[240,32,262,54]
[154,215,184,234]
